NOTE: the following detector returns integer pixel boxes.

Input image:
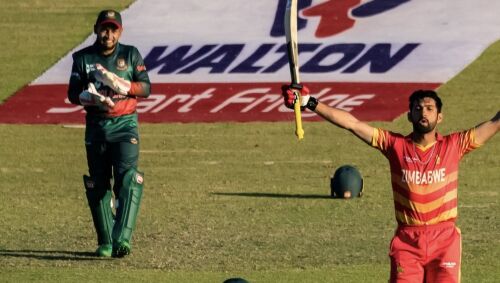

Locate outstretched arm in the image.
[474,111,500,145]
[282,85,375,144]
[314,102,375,145]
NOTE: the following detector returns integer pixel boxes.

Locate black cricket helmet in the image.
[330,165,364,198]
[223,278,249,283]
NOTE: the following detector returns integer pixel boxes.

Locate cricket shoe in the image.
[112,241,131,258]
[96,244,112,257]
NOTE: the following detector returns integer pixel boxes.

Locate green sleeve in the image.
[67,55,86,105]
[129,47,151,97]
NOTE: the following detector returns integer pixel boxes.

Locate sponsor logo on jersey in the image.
[440,261,457,268]
[401,168,446,185]
[85,64,97,74]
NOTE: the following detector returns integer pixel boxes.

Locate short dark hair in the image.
[409,90,443,113]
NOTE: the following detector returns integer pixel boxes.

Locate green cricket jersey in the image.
[68,42,150,142]
[68,42,150,118]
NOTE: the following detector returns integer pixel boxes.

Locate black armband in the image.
[305,96,318,111]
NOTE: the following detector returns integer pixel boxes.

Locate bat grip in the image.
[293,90,304,140]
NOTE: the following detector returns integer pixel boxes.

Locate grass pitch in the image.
[0,1,499,282]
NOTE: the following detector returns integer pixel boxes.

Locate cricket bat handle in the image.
[293,89,304,140]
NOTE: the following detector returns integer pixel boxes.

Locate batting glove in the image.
[95,64,131,95]
[79,83,115,108]
[281,84,317,111]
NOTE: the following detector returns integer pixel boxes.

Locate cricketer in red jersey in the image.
[282,86,499,282]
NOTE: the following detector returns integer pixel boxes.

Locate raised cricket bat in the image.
[284,0,304,140]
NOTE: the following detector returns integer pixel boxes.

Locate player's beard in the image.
[96,33,118,54]
[99,39,117,52]
[413,118,437,134]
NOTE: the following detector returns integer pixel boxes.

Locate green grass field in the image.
[0,1,499,282]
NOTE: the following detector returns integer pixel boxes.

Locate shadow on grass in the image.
[212,192,333,199]
[0,249,104,261]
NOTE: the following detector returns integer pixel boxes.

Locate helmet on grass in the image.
[223,278,249,283]
[330,165,363,198]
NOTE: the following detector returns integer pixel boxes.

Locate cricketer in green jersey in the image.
[67,9,151,258]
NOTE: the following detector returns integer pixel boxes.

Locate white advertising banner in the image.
[2,0,499,123]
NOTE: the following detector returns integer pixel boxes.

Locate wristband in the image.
[306,96,318,111]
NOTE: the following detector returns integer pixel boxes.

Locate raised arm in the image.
[474,111,500,145]
[282,85,375,144]
[314,101,375,144]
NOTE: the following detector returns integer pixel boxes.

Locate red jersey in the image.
[371,128,481,225]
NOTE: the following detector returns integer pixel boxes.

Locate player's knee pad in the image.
[84,175,114,245]
[112,168,144,244]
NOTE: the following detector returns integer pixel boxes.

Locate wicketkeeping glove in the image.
[95,64,131,95]
[79,82,115,108]
[281,84,317,111]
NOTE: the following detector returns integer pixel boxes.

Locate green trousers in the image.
[85,113,139,198]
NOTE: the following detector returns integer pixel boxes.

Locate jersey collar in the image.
[405,132,444,150]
